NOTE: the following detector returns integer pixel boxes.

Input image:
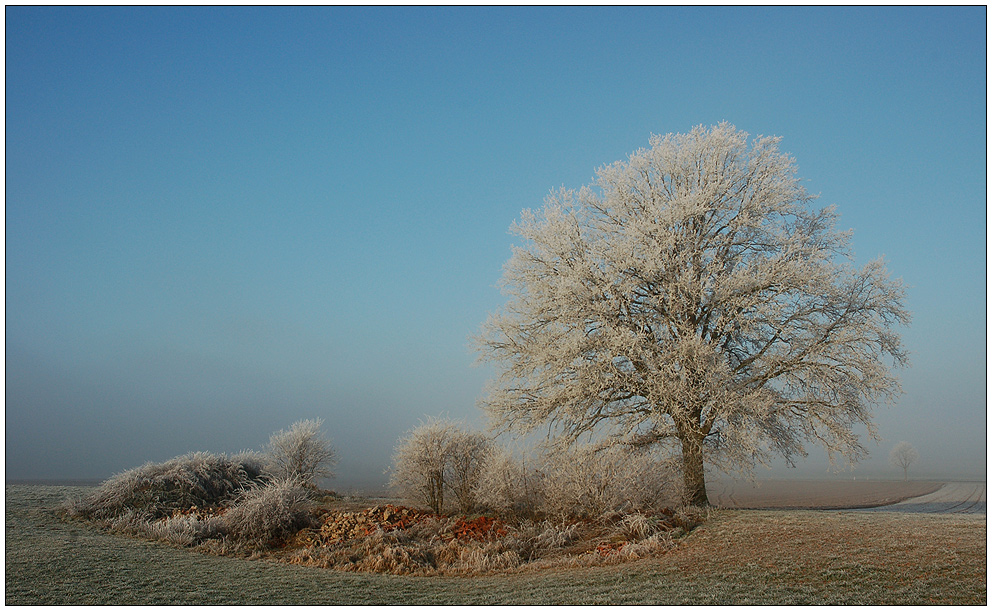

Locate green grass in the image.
[6,485,986,605]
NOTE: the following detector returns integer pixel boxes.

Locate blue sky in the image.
[6,7,986,488]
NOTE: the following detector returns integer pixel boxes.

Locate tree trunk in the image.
[681,435,710,506]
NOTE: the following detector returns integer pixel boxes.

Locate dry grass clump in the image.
[222,478,318,550]
[108,509,228,547]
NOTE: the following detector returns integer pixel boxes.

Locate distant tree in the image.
[389,417,490,514]
[889,441,919,481]
[266,419,337,488]
[476,123,910,506]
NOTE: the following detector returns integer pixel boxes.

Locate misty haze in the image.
[6,6,986,605]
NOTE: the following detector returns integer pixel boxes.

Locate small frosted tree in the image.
[389,417,489,514]
[447,430,490,513]
[473,445,544,518]
[889,441,919,481]
[477,123,909,506]
[266,419,337,488]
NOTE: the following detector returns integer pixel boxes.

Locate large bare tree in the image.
[476,123,909,506]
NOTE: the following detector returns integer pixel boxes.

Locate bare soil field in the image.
[6,483,986,604]
[708,479,944,509]
[856,481,986,514]
[360,479,986,515]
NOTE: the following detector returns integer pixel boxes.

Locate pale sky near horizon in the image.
[6,6,987,489]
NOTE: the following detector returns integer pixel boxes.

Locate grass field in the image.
[5,484,986,605]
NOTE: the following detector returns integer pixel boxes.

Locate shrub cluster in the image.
[474,444,682,521]
[65,417,703,575]
[65,420,334,551]
[388,420,685,522]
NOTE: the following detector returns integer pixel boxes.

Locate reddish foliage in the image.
[596,541,626,556]
[450,515,508,541]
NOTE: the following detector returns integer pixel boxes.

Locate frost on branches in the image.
[476,123,910,506]
[389,418,490,515]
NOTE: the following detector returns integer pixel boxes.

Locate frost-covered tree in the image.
[447,429,491,513]
[389,417,490,514]
[889,441,919,481]
[476,123,909,506]
[472,445,543,518]
[266,419,337,488]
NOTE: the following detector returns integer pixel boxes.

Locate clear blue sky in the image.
[6,7,986,488]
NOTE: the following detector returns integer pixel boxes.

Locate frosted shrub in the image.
[475,444,680,521]
[448,430,490,513]
[265,419,337,488]
[539,446,679,519]
[473,445,544,519]
[68,451,268,520]
[230,449,268,480]
[63,427,339,552]
[222,477,316,549]
[389,418,490,514]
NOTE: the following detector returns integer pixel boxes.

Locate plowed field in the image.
[856,481,986,514]
[708,479,943,509]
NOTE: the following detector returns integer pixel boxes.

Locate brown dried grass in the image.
[277,505,698,576]
[657,508,985,603]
